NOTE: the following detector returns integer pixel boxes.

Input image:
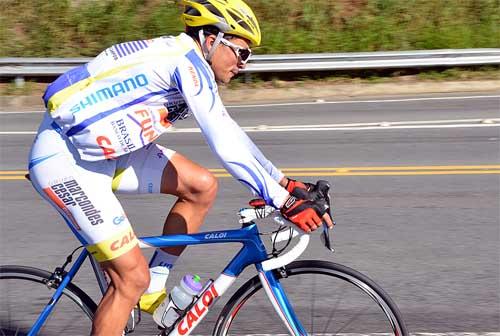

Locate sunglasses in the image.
[219,37,252,65]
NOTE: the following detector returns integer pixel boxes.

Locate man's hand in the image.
[280,181,334,232]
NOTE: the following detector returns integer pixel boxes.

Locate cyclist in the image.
[28,0,333,334]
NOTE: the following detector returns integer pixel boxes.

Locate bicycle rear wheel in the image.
[214,260,408,335]
[0,265,97,336]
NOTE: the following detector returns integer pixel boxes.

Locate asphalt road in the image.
[0,92,499,335]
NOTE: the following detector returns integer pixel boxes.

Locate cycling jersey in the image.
[39,33,287,208]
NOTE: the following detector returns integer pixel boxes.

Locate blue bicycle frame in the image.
[29,222,308,336]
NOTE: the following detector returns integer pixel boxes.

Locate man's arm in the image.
[172,51,288,208]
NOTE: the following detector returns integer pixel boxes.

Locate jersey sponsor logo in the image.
[43,186,81,230]
[110,229,136,252]
[177,284,219,335]
[127,107,171,144]
[112,214,127,225]
[111,118,136,153]
[49,179,104,226]
[69,74,149,114]
[188,65,199,88]
[96,135,117,159]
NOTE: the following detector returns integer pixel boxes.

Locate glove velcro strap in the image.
[285,179,314,194]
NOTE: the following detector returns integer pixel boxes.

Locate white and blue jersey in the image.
[40,33,288,208]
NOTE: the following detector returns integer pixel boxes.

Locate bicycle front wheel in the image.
[214,260,408,335]
[0,265,96,336]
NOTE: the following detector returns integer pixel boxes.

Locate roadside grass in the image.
[1,0,498,57]
[1,0,498,96]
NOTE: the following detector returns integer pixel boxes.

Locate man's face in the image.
[206,35,250,84]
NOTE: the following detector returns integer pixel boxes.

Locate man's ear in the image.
[205,34,216,48]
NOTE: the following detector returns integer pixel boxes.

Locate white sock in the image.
[146,249,179,294]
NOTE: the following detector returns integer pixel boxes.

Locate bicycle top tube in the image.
[138,224,270,276]
[137,224,265,249]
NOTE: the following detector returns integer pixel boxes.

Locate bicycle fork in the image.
[257,265,308,336]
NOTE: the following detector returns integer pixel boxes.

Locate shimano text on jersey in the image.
[70,74,149,114]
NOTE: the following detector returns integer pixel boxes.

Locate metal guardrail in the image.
[1,49,499,80]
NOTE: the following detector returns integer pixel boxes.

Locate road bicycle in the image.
[0,181,408,335]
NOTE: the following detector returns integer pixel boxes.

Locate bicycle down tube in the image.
[139,223,308,335]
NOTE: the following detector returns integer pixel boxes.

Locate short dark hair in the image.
[185,25,221,41]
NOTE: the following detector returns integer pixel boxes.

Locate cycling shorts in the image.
[28,113,175,262]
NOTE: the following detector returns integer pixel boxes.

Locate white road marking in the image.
[0,110,44,114]
[1,119,499,135]
[0,94,499,114]
[226,94,500,109]
[184,333,500,336]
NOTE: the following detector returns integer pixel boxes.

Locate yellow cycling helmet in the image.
[181,0,261,47]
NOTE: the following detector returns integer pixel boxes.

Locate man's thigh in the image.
[113,143,213,197]
[113,143,175,194]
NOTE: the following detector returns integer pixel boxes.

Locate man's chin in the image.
[216,77,231,85]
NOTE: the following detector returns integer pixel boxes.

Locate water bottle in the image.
[153,274,202,328]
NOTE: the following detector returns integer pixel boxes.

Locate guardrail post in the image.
[244,72,252,84]
[15,76,25,88]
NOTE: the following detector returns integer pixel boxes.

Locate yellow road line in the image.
[0,176,29,180]
[212,170,500,177]
[0,171,28,174]
[279,165,500,171]
[206,165,500,173]
[2,165,500,180]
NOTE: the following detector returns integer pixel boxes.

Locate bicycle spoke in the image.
[310,274,316,334]
[322,279,348,334]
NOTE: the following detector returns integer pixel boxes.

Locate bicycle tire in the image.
[0,265,97,336]
[213,260,408,335]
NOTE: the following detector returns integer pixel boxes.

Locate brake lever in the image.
[317,180,335,253]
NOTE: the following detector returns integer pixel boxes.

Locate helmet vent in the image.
[228,10,252,33]
[185,7,202,17]
[205,4,225,21]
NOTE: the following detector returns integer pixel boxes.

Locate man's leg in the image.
[91,245,149,335]
[159,152,218,255]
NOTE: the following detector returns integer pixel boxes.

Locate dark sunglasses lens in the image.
[239,49,251,62]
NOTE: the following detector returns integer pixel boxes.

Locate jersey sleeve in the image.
[172,50,288,208]
[232,125,285,183]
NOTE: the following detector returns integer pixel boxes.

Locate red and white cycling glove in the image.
[280,182,330,232]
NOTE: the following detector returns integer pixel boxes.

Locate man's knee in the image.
[189,170,218,204]
[199,171,218,198]
[124,263,150,293]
